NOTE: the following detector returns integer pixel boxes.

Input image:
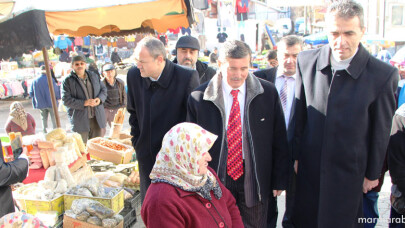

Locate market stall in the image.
[3,109,140,227]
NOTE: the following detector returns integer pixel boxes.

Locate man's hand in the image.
[294,160,298,174]
[273,190,284,197]
[84,99,94,107]
[363,177,379,194]
[93,98,101,106]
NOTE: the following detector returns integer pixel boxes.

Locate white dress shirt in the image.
[222,74,246,157]
[275,69,295,128]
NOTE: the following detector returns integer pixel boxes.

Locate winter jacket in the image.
[29,74,60,109]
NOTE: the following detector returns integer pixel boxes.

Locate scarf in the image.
[150,122,222,200]
[9,102,28,131]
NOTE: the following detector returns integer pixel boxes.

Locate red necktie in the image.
[227,90,243,180]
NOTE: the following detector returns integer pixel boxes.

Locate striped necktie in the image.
[280,75,288,113]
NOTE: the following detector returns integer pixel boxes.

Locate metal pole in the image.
[42,47,61,128]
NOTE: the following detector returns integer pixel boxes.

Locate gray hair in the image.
[219,40,252,62]
[328,0,364,29]
[135,37,166,60]
[278,35,303,49]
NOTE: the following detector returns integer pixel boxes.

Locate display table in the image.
[22,154,90,184]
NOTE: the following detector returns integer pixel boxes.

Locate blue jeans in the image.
[363,191,379,228]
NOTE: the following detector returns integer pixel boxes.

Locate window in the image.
[392,5,404,25]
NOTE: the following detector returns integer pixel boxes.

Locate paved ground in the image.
[0,99,395,227]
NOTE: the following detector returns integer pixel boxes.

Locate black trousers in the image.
[225,173,269,228]
[138,153,155,204]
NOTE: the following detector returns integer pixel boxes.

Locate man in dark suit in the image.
[187,40,289,227]
[254,35,303,228]
[0,140,29,218]
[292,1,398,227]
[127,37,199,202]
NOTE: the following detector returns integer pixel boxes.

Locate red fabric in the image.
[142,167,244,228]
[227,90,243,180]
[235,0,248,14]
[5,113,36,136]
[22,167,46,184]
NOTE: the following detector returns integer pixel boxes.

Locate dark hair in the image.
[328,0,364,29]
[279,35,303,49]
[267,50,277,60]
[219,40,252,62]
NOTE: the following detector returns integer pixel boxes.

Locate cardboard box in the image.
[64,189,124,213]
[87,138,133,165]
[63,215,123,228]
[16,195,64,216]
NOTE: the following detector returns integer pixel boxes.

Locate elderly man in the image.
[292,1,398,227]
[100,63,126,135]
[127,37,199,202]
[187,40,289,227]
[254,35,303,228]
[62,55,107,143]
[173,36,216,84]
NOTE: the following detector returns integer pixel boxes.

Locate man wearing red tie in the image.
[187,40,289,227]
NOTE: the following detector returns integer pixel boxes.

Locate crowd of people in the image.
[3,0,405,227]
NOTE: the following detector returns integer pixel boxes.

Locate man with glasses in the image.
[127,37,199,202]
[62,55,107,143]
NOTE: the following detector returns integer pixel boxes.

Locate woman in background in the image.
[5,102,36,136]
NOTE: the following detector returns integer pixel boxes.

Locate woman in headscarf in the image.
[5,102,36,136]
[141,122,243,228]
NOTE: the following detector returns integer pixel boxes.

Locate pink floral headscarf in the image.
[150,122,222,200]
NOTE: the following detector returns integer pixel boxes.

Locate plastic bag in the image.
[72,133,86,153]
[81,177,101,196]
[54,179,68,194]
[76,211,90,221]
[113,214,124,224]
[44,166,57,182]
[86,201,115,220]
[76,188,93,197]
[87,216,102,226]
[102,218,118,228]
[71,199,96,214]
[57,164,76,187]
[64,210,76,219]
[46,128,67,141]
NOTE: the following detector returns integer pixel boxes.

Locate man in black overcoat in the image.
[292,1,398,227]
[187,40,289,227]
[127,37,199,202]
[254,35,303,228]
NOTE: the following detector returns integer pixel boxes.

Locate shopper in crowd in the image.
[100,63,126,136]
[62,55,107,143]
[387,104,405,227]
[187,40,289,227]
[266,50,278,68]
[111,47,122,65]
[29,65,60,133]
[88,62,101,80]
[209,47,219,67]
[173,36,216,84]
[127,37,199,202]
[292,1,398,227]
[0,139,29,218]
[5,102,36,136]
[141,122,244,228]
[254,35,303,228]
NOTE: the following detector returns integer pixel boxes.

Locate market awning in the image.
[45,0,192,36]
[0,10,53,60]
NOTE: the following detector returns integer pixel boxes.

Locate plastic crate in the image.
[120,208,136,228]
